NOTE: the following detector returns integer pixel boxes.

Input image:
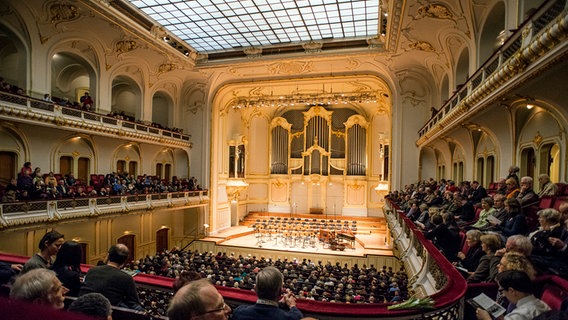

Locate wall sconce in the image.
[526,99,535,109]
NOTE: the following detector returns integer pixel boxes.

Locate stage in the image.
[202,213,394,258]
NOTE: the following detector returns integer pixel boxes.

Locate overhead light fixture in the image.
[525,97,535,109]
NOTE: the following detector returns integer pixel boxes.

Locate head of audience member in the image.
[465,229,482,248]
[520,176,534,191]
[537,208,561,230]
[430,214,443,227]
[498,251,536,280]
[538,174,552,187]
[493,194,506,209]
[173,270,203,293]
[10,268,68,309]
[559,202,568,225]
[39,230,65,258]
[68,293,113,320]
[481,197,494,211]
[504,234,533,256]
[52,240,82,270]
[255,266,285,301]
[495,270,533,304]
[505,198,521,216]
[167,278,231,320]
[107,244,130,267]
[480,233,502,254]
[508,165,520,175]
[506,178,519,193]
[497,178,507,190]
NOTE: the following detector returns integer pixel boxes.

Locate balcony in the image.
[417,0,568,146]
[0,190,208,230]
[0,91,192,148]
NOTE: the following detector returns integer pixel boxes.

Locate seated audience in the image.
[505,178,520,199]
[470,197,495,230]
[537,174,558,197]
[499,198,527,238]
[22,230,65,274]
[424,214,460,262]
[44,172,58,188]
[10,268,68,309]
[529,208,568,277]
[467,233,502,283]
[0,261,22,285]
[232,266,303,320]
[167,278,231,320]
[517,176,539,207]
[506,165,520,185]
[482,194,509,231]
[468,180,487,205]
[475,270,550,320]
[497,251,536,280]
[68,293,113,320]
[455,229,484,274]
[79,244,144,312]
[455,194,476,226]
[51,240,83,296]
[172,270,202,293]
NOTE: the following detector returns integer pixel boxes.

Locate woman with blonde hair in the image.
[467,233,502,283]
[497,251,537,280]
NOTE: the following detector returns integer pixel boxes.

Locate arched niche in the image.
[478,1,506,64]
[0,125,29,184]
[154,148,174,180]
[419,147,437,181]
[173,149,190,179]
[0,20,27,89]
[51,50,97,106]
[455,47,469,88]
[451,143,466,182]
[113,143,142,176]
[111,74,142,120]
[152,91,173,128]
[476,132,497,186]
[53,135,96,183]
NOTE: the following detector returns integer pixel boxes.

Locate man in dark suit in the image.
[55,179,69,198]
[232,266,303,320]
[168,278,231,320]
[79,244,144,312]
[468,180,487,205]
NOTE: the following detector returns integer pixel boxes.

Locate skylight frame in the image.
[128,0,380,53]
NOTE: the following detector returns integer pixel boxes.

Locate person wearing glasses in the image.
[167,278,231,320]
[232,266,303,320]
[476,270,549,320]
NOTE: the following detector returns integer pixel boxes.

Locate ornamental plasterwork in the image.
[303,41,323,53]
[49,3,81,24]
[115,40,138,55]
[268,61,314,75]
[408,40,437,53]
[533,131,543,146]
[244,47,262,59]
[345,57,361,71]
[416,4,454,20]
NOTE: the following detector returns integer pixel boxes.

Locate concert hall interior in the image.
[1,0,568,319]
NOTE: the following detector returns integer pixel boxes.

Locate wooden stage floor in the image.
[202,214,393,257]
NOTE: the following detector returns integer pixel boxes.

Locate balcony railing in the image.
[0,190,208,229]
[418,0,568,143]
[0,91,192,146]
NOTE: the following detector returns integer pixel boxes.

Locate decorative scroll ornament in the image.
[49,3,80,24]
[408,41,436,53]
[417,4,453,20]
[243,47,262,59]
[158,63,176,73]
[303,41,323,53]
[533,131,543,146]
[115,40,138,55]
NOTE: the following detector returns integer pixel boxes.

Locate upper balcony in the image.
[0,91,192,148]
[417,0,568,146]
[0,190,208,230]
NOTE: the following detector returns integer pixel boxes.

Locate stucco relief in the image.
[416,4,454,20]
[268,61,314,75]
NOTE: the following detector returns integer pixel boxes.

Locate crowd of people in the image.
[385,168,568,319]
[1,161,201,203]
[1,76,184,135]
[3,229,406,319]
[126,248,409,305]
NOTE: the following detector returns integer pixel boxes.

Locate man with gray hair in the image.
[537,174,557,197]
[10,268,68,309]
[517,176,539,207]
[232,266,303,320]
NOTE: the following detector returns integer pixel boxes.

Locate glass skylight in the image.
[128,0,379,53]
